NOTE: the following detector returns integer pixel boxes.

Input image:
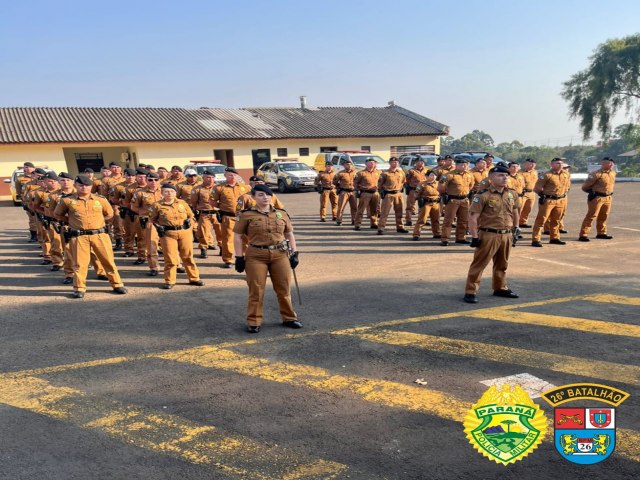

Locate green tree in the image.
[562,33,640,139]
[501,419,517,433]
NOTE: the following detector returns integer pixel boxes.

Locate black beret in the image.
[145,165,155,170]
[23,162,35,168]
[444,155,453,160]
[484,154,494,159]
[494,161,509,169]
[414,155,424,161]
[365,157,376,162]
[146,172,159,179]
[35,168,47,175]
[455,157,469,164]
[225,166,238,174]
[343,158,353,163]
[138,163,147,168]
[135,167,148,175]
[171,165,182,171]
[325,160,332,165]
[58,172,73,179]
[551,157,565,162]
[425,170,436,176]
[602,156,615,163]
[100,165,110,171]
[202,170,214,176]
[157,166,168,171]
[160,183,177,191]
[124,168,136,176]
[489,165,510,174]
[75,175,93,186]
[44,171,59,180]
[252,184,274,196]
[83,168,94,173]
[109,162,118,167]
[249,176,261,182]
[524,158,536,163]
[508,162,519,167]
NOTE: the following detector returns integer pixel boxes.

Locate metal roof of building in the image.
[0,105,448,144]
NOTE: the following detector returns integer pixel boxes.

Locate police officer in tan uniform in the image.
[377,157,408,234]
[518,158,537,228]
[124,168,149,263]
[32,172,59,264]
[131,172,163,275]
[149,184,203,289]
[353,158,381,230]
[191,170,220,258]
[438,158,474,245]
[333,160,357,226]
[404,156,428,226]
[167,166,185,185]
[17,162,39,242]
[411,170,441,240]
[54,175,127,298]
[110,168,137,257]
[233,184,301,333]
[470,158,488,194]
[578,157,617,241]
[507,162,524,196]
[101,162,125,251]
[314,161,338,222]
[531,157,571,247]
[238,176,285,211]
[177,168,201,241]
[463,164,521,303]
[434,155,454,180]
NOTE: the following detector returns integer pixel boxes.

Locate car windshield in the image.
[420,156,439,166]
[278,163,313,172]
[350,155,386,165]
[195,165,225,174]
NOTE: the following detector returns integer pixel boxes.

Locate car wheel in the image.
[278,180,288,193]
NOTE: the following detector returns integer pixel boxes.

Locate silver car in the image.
[330,153,390,172]
[399,154,439,173]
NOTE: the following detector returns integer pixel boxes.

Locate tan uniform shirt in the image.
[101,175,123,198]
[108,179,129,206]
[470,187,521,229]
[43,189,63,217]
[212,183,250,213]
[91,178,103,194]
[507,174,524,195]
[32,188,50,214]
[149,199,194,227]
[234,206,293,246]
[16,174,34,198]
[440,170,474,196]
[132,188,162,216]
[534,170,571,196]
[416,180,440,199]
[354,169,381,191]
[333,170,356,189]
[434,165,454,181]
[406,167,428,188]
[520,169,538,191]
[471,168,488,191]
[191,184,215,211]
[166,174,186,186]
[54,193,114,230]
[123,183,144,208]
[315,170,336,188]
[177,180,201,208]
[237,192,284,211]
[379,168,406,191]
[581,169,616,194]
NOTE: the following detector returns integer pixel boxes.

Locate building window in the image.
[320,146,338,152]
[390,145,435,157]
[361,146,371,153]
[277,148,288,157]
[74,153,104,173]
[299,147,310,156]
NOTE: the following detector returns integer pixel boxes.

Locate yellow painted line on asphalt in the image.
[152,345,470,421]
[0,375,346,479]
[585,294,640,306]
[339,330,639,386]
[470,308,640,338]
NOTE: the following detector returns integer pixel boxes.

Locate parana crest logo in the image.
[463,384,547,465]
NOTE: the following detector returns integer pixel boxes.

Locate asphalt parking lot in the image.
[0,184,638,479]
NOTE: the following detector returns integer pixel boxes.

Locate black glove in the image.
[289,251,299,270]
[119,207,127,219]
[470,237,481,248]
[235,256,245,273]
[183,218,191,229]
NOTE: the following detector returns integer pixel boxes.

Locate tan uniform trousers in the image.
[533,198,565,241]
[465,231,512,294]
[442,199,469,242]
[70,233,123,292]
[245,247,296,327]
[111,209,125,240]
[378,193,405,229]
[197,214,222,250]
[45,225,64,266]
[579,196,612,237]
[336,191,357,222]
[544,197,567,232]
[63,238,105,277]
[159,229,200,285]
[220,215,236,263]
[405,189,419,223]
[143,221,160,269]
[123,215,136,254]
[319,189,338,219]
[38,221,51,259]
[412,203,441,238]
[26,210,37,232]
[519,192,536,226]
[132,217,147,260]
[355,192,380,227]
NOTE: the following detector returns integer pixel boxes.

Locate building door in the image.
[214,149,235,167]
[252,149,271,173]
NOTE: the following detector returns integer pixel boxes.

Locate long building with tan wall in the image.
[0,104,448,196]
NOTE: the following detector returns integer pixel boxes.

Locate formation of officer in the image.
[131,172,163,274]
[411,170,441,240]
[404,156,428,226]
[578,156,616,241]
[332,159,357,225]
[438,158,474,246]
[353,157,381,230]
[531,157,571,247]
[314,160,338,222]
[233,184,301,333]
[191,170,222,258]
[518,158,538,228]
[377,157,408,234]
[464,164,521,303]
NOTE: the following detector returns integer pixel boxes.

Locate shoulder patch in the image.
[441,175,447,181]
[472,196,480,203]
[588,174,594,179]
[538,173,545,179]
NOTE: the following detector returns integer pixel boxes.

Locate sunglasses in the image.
[147,179,160,182]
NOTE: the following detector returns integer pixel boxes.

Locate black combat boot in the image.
[28,230,37,243]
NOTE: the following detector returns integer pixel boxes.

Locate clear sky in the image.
[1,0,639,145]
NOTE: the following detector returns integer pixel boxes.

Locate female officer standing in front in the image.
[233,184,301,333]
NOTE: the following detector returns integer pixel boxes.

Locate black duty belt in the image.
[69,227,108,237]
[199,209,215,214]
[361,189,377,194]
[594,192,613,197]
[545,194,566,200]
[43,215,56,222]
[522,188,533,193]
[407,186,417,191]
[249,242,286,250]
[448,195,468,200]
[321,187,334,191]
[480,227,512,234]
[383,190,400,194]
[219,210,236,217]
[162,225,187,231]
[339,188,354,192]
[422,198,441,204]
